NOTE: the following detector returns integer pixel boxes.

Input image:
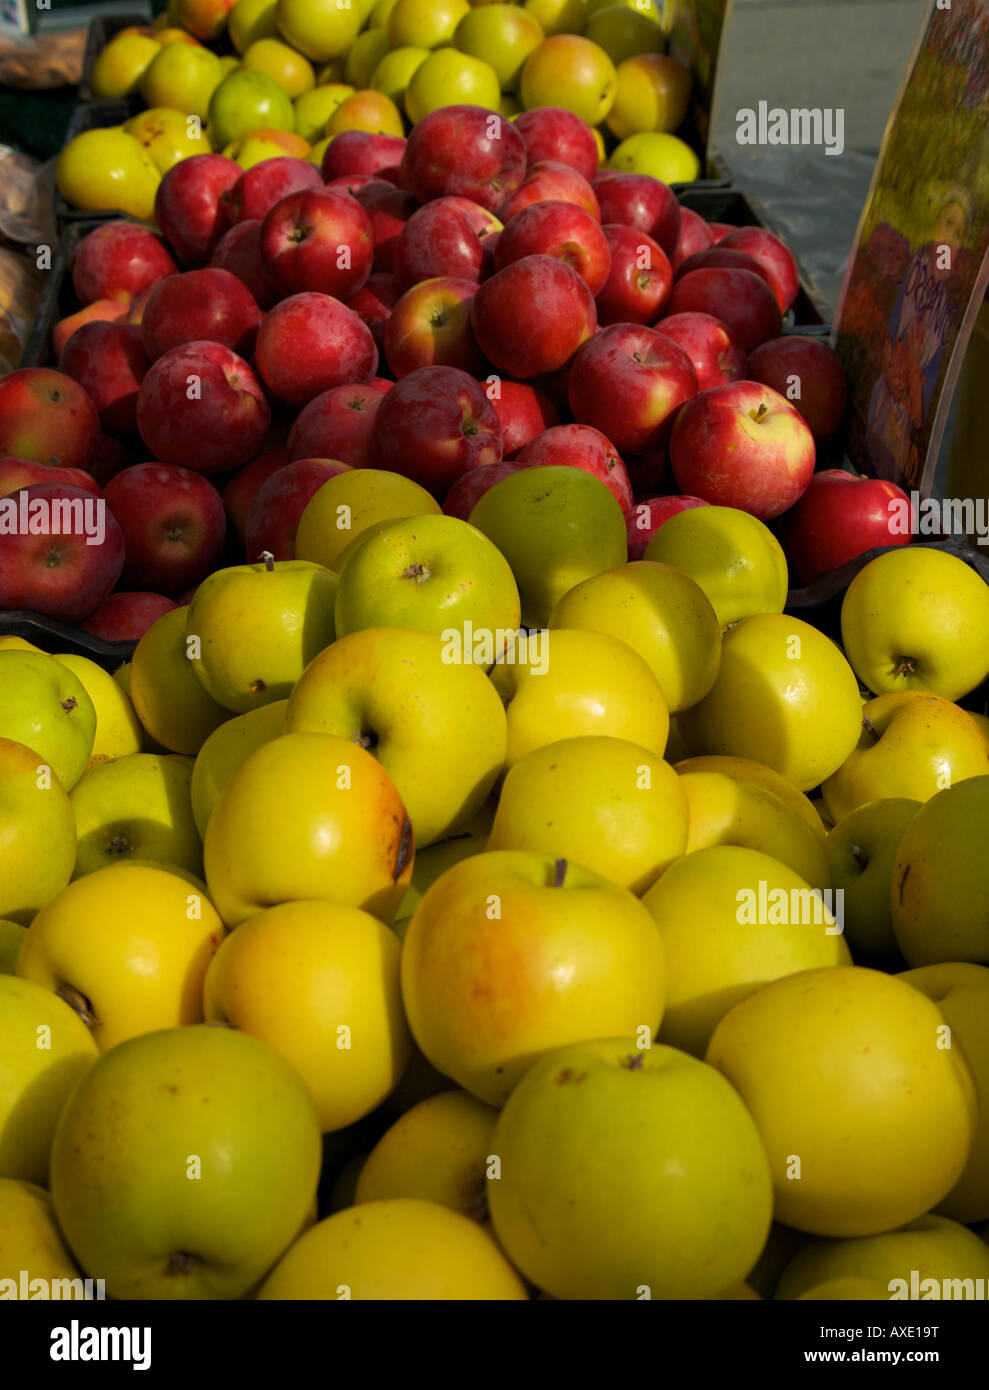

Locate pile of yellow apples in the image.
[57,0,700,219]
[2,467,989,1300]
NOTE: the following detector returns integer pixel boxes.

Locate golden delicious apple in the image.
[550,560,721,712]
[285,627,507,848]
[644,505,788,629]
[488,1037,773,1300]
[204,732,413,926]
[675,755,827,842]
[70,752,202,879]
[488,735,688,893]
[130,607,231,755]
[401,850,666,1105]
[50,1026,321,1299]
[190,698,286,837]
[0,1180,87,1292]
[229,0,280,52]
[0,976,99,1185]
[405,48,502,122]
[520,35,617,126]
[824,798,920,959]
[293,82,355,142]
[0,920,27,974]
[53,652,142,767]
[0,737,76,925]
[258,1198,527,1298]
[388,0,470,49]
[369,46,429,105]
[841,547,989,702]
[276,0,363,61]
[706,966,977,1236]
[523,0,586,36]
[821,692,989,824]
[607,132,702,182]
[454,4,544,91]
[606,53,692,140]
[679,772,831,889]
[0,650,96,791]
[295,468,440,572]
[123,106,214,171]
[678,614,862,791]
[490,627,670,769]
[56,130,161,221]
[355,1089,498,1218]
[90,32,162,99]
[17,863,224,1053]
[643,845,849,1056]
[583,6,661,65]
[241,37,315,97]
[204,900,412,1131]
[140,41,224,119]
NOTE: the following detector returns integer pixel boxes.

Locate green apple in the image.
[0,650,95,791]
[293,82,355,142]
[644,505,789,629]
[345,28,390,89]
[549,559,721,713]
[229,0,280,53]
[401,850,666,1105]
[0,737,76,925]
[775,1213,989,1300]
[186,558,336,714]
[643,845,849,1056]
[388,0,470,49]
[285,627,507,847]
[50,1025,320,1299]
[207,69,295,148]
[454,4,544,91]
[608,132,701,182]
[0,919,27,973]
[488,1037,773,1300]
[370,0,400,26]
[0,975,99,1185]
[824,798,920,959]
[679,772,831,890]
[891,775,989,966]
[488,735,688,894]
[369,45,430,104]
[468,466,627,629]
[275,0,362,61]
[334,514,521,650]
[490,627,670,769]
[899,963,989,1222]
[295,468,441,571]
[130,607,232,756]
[841,547,989,702]
[404,47,501,122]
[821,692,989,824]
[190,698,287,838]
[52,652,143,769]
[523,0,587,37]
[675,754,825,843]
[583,6,662,65]
[0,1179,86,1290]
[679,614,862,791]
[706,966,977,1236]
[70,753,202,880]
[241,36,316,98]
[140,42,224,121]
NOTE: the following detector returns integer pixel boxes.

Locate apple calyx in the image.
[623,1052,645,1071]
[394,817,414,881]
[165,1252,199,1278]
[60,696,78,712]
[553,857,567,888]
[108,834,134,856]
[57,983,97,1031]
[402,563,431,583]
[893,656,917,677]
[260,550,275,572]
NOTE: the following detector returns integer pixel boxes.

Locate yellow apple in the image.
[679,772,831,889]
[0,636,39,653]
[404,48,501,123]
[223,127,311,165]
[490,627,670,769]
[488,735,688,894]
[388,0,470,49]
[0,1181,86,1291]
[523,0,586,36]
[258,1198,527,1298]
[369,46,429,105]
[488,1037,773,1300]
[0,920,27,974]
[644,504,788,628]
[241,37,314,97]
[520,35,617,127]
[583,6,662,65]
[295,468,441,571]
[50,1026,321,1299]
[0,976,99,1185]
[52,652,142,767]
[190,698,287,837]
[204,732,413,927]
[0,649,95,791]
[324,88,404,135]
[345,29,390,89]
[608,132,701,181]
[229,0,280,52]
[606,53,691,140]
[824,798,920,959]
[129,607,232,755]
[90,33,162,99]
[69,753,202,880]
[293,82,355,142]
[583,0,664,23]
[285,627,507,848]
[123,106,214,171]
[0,738,75,926]
[275,0,362,61]
[401,850,666,1105]
[675,755,829,843]
[549,559,721,712]
[679,614,863,791]
[140,41,224,120]
[370,0,400,26]
[643,844,849,1056]
[706,966,977,1236]
[454,4,544,91]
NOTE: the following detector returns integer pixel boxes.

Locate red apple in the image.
[719,226,800,313]
[568,323,697,454]
[708,222,735,243]
[324,173,387,198]
[53,300,127,363]
[323,131,407,181]
[354,181,420,273]
[666,267,782,353]
[489,380,559,458]
[592,172,680,256]
[222,447,290,545]
[286,382,387,468]
[595,224,671,325]
[70,221,177,306]
[653,311,746,391]
[0,457,99,498]
[778,470,912,587]
[471,254,596,379]
[260,188,373,298]
[393,197,501,290]
[514,423,632,509]
[670,206,714,271]
[136,343,270,474]
[669,380,815,521]
[343,273,403,354]
[372,365,502,494]
[400,106,525,212]
[139,267,261,361]
[624,494,709,559]
[87,433,135,488]
[513,107,598,182]
[244,456,353,561]
[209,219,279,310]
[675,246,776,289]
[745,335,848,439]
[224,155,322,225]
[60,323,151,435]
[493,200,611,294]
[103,461,226,593]
[0,481,124,621]
[154,153,242,264]
[442,461,520,520]
[254,291,377,407]
[498,160,600,222]
[384,277,482,378]
[0,368,100,470]
[79,590,178,641]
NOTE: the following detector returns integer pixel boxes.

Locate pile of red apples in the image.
[0,104,907,640]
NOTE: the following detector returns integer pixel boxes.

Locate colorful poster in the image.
[833,0,989,493]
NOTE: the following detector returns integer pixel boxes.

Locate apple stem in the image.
[260,551,275,572]
[851,845,868,870]
[750,402,769,424]
[56,983,97,1030]
[861,717,880,743]
[893,656,917,677]
[553,858,567,888]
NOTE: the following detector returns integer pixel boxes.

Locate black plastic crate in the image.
[0,612,136,671]
[54,100,143,227]
[79,9,155,105]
